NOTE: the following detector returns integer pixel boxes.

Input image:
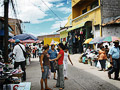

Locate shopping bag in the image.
[96,61,101,68]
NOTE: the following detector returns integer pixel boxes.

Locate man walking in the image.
[108,40,120,80]
[13,39,26,81]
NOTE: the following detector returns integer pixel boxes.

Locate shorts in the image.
[38,53,42,56]
[42,66,49,79]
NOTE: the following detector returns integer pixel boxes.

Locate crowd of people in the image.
[8,39,73,90]
[81,40,120,80]
[39,43,73,90]
[7,39,120,90]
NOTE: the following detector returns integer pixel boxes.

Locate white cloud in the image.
[57,7,72,14]
[37,18,54,23]
[29,30,58,37]
[0,0,62,24]
[56,3,64,7]
[51,18,68,30]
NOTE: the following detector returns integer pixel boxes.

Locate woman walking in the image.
[40,45,52,90]
[98,46,107,71]
[50,43,65,90]
[48,44,57,79]
[63,47,73,80]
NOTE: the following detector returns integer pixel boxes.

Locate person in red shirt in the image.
[50,43,65,90]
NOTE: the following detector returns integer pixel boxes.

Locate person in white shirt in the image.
[13,39,26,81]
[63,47,73,80]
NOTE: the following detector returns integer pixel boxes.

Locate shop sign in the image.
[74,15,89,23]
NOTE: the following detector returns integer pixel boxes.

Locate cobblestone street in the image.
[26,54,120,90]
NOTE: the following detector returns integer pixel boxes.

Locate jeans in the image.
[42,66,49,79]
[108,59,120,79]
[99,60,106,70]
[14,61,26,81]
[56,64,64,88]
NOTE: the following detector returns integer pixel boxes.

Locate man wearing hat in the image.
[13,39,26,81]
[108,40,120,80]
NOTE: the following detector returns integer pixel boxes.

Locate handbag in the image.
[53,61,58,70]
[19,45,27,58]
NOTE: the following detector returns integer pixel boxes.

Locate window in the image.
[95,25,100,30]
[82,8,87,14]
[91,0,99,9]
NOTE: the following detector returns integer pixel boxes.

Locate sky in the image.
[0,0,72,37]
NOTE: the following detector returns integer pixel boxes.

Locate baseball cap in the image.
[15,39,20,43]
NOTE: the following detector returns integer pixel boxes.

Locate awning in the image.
[67,22,85,32]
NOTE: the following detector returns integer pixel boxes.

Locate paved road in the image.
[26,55,120,90]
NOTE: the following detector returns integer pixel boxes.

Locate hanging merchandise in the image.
[80,29,83,34]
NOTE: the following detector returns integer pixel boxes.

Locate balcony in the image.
[72,0,99,19]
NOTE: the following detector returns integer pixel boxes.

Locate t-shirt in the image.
[13,44,26,62]
[108,46,120,59]
[42,52,50,66]
[58,50,64,65]
[48,49,57,59]
[38,47,42,54]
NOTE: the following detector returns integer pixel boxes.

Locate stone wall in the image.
[101,0,120,23]
[102,26,120,37]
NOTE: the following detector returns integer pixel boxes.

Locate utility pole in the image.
[4,0,9,63]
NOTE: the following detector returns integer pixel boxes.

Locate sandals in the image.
[53,78,57,80]
[45,88,52,90]
[59,88,63,90]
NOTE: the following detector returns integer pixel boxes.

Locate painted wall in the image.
[60,31,68,38]
[44,37,60,45]
[72,7,101,26]
[72,0,96,19]
[65,14,72,27]
[72,0,81,7]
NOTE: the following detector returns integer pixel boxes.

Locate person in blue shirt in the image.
[108,40,120,80]
[38,44,43,61]
[48,44,57,80]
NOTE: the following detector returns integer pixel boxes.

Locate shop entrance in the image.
[84,21,93,48]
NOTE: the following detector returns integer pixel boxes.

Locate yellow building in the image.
[69,0,102,38]
[56,14,72,43]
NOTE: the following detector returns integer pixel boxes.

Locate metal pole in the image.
[4,0,9,63]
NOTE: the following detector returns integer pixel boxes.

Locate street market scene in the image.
[0,0,120,90]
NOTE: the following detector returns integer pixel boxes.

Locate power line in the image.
[10,0,22,33]
[31,2,45,13]
[41,0,63,21]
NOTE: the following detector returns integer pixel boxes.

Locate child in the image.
[63,47,73,80]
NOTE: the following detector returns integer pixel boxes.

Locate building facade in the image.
[37,34,60,41]
[0,17,23,52]
[57,0,120,54]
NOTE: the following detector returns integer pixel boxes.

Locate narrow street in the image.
[26,54,120,90]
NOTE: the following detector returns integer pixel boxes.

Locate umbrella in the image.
[11,34,38,40]
[22,39,36,43]
[36,40,42,43]
[102,36,120,42]
[8,39,15,43]
[89,37,105,44]
[84,38,93,44]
